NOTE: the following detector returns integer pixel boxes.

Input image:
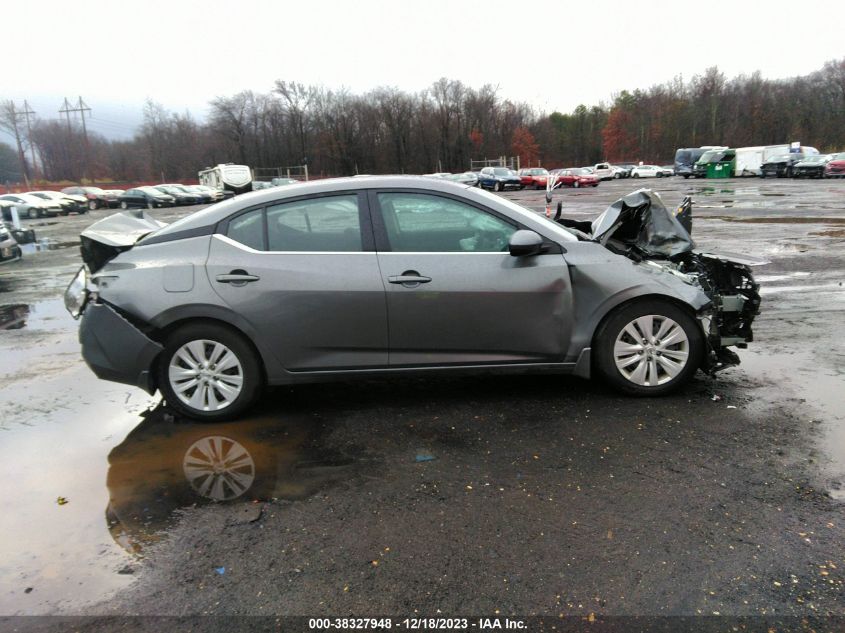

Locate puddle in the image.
[759,283,844,296]
[740,350,845,499]
[19,240,79,255]
[704,216,845,224]
[0,365,357,614]
[106,405,355,555]
[0,299,71,331]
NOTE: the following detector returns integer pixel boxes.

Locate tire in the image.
[760,172,766,179]
[573,180,580,188]
[120,201,128,210]
[657,172,663,178]
[88,199,98,211]
[493,182,502,192]
[633,174,640,179]
[683,174,690,179]
[593,299,704,396]
[27,207,38,219]
[60,210,69,217]
[147,199,155,209]
[614,172,622,179]
[157,323,263,421]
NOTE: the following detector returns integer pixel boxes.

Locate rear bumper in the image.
[79,302,163,394]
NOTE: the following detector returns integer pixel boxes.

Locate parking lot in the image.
[1,177,844,622]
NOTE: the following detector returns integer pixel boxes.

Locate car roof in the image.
[146,175,572,243]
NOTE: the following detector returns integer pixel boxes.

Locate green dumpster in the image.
[707,162,731,179]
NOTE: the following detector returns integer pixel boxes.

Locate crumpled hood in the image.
[80,210,167,272]
[81,209,166,248]
[591,189,694,258]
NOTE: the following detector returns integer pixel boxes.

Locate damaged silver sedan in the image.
[64,177,761,421]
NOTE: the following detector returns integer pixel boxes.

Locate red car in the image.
[555,168,600,188]
[824,153,845,178]
[517,167,551,189]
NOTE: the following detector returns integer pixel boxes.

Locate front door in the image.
[370,190,571,367]
[206,191,388,371]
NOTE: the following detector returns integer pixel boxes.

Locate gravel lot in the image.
[0,177,843,625]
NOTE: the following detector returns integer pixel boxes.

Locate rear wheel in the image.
[573,180,580,188]
[594,299,704,396]
[88,199,98,211]
[147,199,155,209]
[120,201,128,210]
[27,207,38,219]
[157,323,263,421]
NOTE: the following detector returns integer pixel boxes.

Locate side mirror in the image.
[508,230,544,257]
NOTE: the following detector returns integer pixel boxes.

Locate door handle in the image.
[216,270,260,284]
[388,271,431,286]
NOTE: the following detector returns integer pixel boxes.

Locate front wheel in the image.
[633,174,640,178]
[573,180,580,188]
[27,207,38,219]
[157,323,263,421]
[493,182,502,192]
[88,199,98,211]
[594,300,704,396]
[120,201,128,210]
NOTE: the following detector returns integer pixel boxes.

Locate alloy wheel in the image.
[613,315,690,387]
[168,340,244,412]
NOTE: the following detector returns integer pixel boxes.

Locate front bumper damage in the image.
[79,302,162,394]
[685,254,761,373]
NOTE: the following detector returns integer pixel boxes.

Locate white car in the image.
[590,163,627,180]
[631,165,674,179]
[0,193,63,219]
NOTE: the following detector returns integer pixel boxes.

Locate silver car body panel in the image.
[80,176,718,390]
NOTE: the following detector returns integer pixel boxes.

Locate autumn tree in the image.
[511,126,539,166]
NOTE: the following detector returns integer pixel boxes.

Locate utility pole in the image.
[21,100,37,181]
[3,102,30,188]
[58,96,92,182]
[59,97,74,132]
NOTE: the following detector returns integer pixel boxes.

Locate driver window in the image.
[377,192,516,253]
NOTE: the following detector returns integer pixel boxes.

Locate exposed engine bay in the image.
[554,189,762,372]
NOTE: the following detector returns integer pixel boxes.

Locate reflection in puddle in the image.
[106,405,356,554]
[0,304,30,329]
[19,240,79,255]
[0,299,70,332]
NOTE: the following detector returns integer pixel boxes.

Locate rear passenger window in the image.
[227,209,265,250]
[266,195,361,252]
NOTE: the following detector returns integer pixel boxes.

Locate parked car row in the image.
[763,152,845,178]
[115,184,223,209]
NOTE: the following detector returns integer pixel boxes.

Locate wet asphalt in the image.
[0,177,843,622]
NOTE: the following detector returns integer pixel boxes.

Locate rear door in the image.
[206,190,388,371]
[370,190,571,367]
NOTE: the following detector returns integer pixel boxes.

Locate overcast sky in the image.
[4,0,844,140]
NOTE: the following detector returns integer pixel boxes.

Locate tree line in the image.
[1,58,843,184]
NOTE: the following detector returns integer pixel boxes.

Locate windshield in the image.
[85,187,106,194]
[492,168,511,176]
[530,168,548,175]
[769,154,794,162]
